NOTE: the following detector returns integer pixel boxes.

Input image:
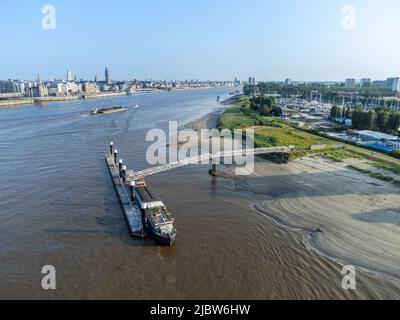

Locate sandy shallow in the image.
[185,110,223,131]
[223,156,400,284]
[180,112,400,292]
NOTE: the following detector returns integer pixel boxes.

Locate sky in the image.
[0,0,399,81]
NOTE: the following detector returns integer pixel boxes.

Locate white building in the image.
[66,70,73,82]
[57,81,80,95]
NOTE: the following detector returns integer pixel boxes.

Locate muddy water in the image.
[0,88,398,299]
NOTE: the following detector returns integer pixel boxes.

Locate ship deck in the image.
[135,185,155,203]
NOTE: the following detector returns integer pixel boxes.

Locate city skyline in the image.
[0,64,398,84]
[1,0,400,81]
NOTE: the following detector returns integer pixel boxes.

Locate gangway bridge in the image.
[105,143,291,238]
[131,146,291,179]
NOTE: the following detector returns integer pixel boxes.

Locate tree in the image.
[330,106,338,118]
[345,107,352,119]
[388,112,400,131]
[376,111,389,132]
[259,105,271,116]
[366,111,377,130]
[272,105,282,116]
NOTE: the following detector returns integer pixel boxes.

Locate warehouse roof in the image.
[356,130,398,141]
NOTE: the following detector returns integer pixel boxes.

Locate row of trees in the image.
[330,106,400,133]
[351,108,400,133]
[249,96,282,116]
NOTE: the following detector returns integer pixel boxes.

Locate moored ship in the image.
[134,179,177,246]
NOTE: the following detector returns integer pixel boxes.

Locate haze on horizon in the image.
[0,0,399,82]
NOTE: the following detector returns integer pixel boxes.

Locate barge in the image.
[91,106,127,115]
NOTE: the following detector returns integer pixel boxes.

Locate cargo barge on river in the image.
[91,106,127,115]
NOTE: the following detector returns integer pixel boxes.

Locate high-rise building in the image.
[0,80,19,93]
[372,80,387,88]
[360,78,371,87]
[285,78,292,86]
[387,77,400,92]
[105,66,111,85]
[392,77,400,92]
[66,70,73,82]
[345,78,356,87]
[95,73,99,83]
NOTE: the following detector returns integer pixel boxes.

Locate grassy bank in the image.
[217,95,400,172]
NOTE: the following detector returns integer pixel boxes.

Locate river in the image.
[0,88,398,299]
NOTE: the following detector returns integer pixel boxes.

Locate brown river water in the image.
[0,88,398,299]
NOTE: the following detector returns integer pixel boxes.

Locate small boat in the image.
[90,106,128,115]
[133,104,139,109]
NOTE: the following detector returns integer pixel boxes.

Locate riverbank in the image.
[0,93,121,108]
[184,96,237,131]
[211,96,400,287]
[185,111,222,131]
[0,99,34,108]
[0,87,233,109]
[223,156,400,284]
[82,92,127,100]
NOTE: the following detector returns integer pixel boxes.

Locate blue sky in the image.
[0,0,399,81]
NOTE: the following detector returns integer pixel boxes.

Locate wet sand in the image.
[223,157,400,285]
[183,112,400,293]
[185,110,223,131]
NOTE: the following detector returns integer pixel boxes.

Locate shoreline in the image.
[184,96,236,131]
[190,100,400,286]
[184,111,223,131]
[0,99,34,108]
[0,86,234,110]
[223,156,400,285]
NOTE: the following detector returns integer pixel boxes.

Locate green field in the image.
[218,95,400,169]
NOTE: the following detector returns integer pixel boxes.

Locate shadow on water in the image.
[352,208,400,226]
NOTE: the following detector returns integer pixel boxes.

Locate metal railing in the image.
[132,146,291,179]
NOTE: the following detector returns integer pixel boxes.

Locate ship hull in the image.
[146,216,176,246]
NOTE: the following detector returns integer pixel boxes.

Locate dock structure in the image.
[105,143,290,239]
[132,146,292,179]
[105,144,146,238]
